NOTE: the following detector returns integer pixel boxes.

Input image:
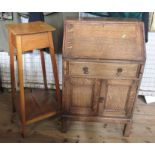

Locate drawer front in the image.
[68,61,139,78]
[21,32,49,52]
[63,20,145,61]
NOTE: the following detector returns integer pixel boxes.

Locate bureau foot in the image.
[12,103,16,113]
[11,113,16,124]
[123,122,132,137]
[20,125,26,138]
[11,97,16,113]
[61,117,68,133]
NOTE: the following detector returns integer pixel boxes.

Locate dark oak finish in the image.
[62,18,146,137]
[7,21,61,136]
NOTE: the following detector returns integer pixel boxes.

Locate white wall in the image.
[0,51,62,89]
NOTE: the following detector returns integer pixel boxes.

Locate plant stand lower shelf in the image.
[14,89,61,126]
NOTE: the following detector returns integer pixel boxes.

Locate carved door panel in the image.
[63,77,100,115]
[98,79,138,117]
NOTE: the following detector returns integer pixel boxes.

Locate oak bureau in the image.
[62,18,146,136]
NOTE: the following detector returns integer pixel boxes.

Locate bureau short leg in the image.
[20,125,26,138]
[11,112,16,124]
[61,117,68,133]
[40,49,48,90]
[0,70,3,93]
[123,121,132,137]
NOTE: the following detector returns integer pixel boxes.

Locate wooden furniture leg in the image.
[16,36,26,137]
[48,32,61,108]
[0,69,3,92]
[9,32,16,113]
[61,117,68,133]
[40,49,48,90]
[123,121,133,137]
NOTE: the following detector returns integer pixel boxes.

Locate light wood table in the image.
[7,21,61,137]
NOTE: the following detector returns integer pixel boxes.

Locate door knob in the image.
[116,68,123,76]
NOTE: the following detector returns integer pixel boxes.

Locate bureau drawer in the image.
[68,61,139,78]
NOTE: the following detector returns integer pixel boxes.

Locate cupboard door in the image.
[63,77,100,115]
[98,79,138,117]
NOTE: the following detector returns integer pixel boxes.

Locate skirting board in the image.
[145,96,155,104]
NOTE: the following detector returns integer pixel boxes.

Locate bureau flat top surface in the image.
[63,18,146,62]
[7,21,55,35]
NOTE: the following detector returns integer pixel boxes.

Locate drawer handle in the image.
[116,68,123,76]
[83,67,89,74]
